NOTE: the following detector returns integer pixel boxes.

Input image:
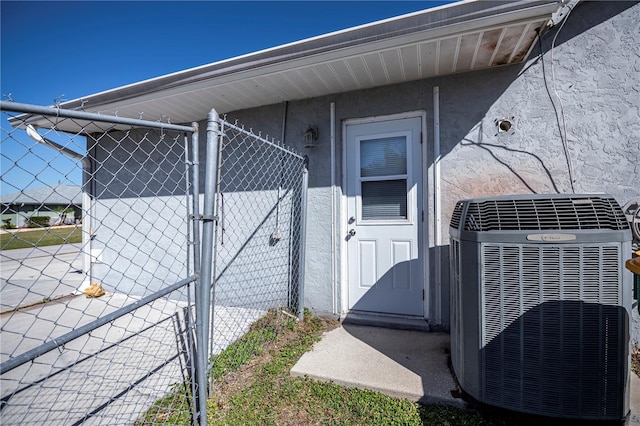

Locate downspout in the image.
[280,101,294,309]
[25,125,93,292]
[281,101,288,143]
[81,160,92,293]
[433,87,442,326]
[330,102,337,314]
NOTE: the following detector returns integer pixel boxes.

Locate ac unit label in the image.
[526,233,577,242]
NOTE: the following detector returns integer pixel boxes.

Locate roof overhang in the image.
[18,0,563,132]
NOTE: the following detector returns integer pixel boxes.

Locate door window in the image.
[359,136,408,220]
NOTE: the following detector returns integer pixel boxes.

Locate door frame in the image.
[340,110,429,319]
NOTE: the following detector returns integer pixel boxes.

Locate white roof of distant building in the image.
[1,185,82,206]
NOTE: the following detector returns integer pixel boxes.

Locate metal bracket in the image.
[551,0,580,26]
[192,214,218,222]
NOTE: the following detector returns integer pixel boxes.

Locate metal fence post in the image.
[196,109,221,425]
[297,157,309,321]
[191,122,201,278]
[189,123,201,424]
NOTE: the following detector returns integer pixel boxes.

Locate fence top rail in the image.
[1,101,195,134]
[220,117,304,161]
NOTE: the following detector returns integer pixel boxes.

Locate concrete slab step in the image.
[290,324,463,407]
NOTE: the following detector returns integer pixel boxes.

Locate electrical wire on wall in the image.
[537,3,578,194]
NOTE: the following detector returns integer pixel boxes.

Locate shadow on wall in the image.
[434,0,637,197]
[460,122,561,194]
[428,245,450,330]
[91,128,189,200]
[213,187,303,313]
[540,1,638,49]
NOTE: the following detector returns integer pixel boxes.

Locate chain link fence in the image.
[0,102,200,424]
[0,101,308,425]
[207,117,307,385]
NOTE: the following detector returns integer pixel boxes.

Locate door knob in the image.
[348,216,356,224]
[348,229,356,236]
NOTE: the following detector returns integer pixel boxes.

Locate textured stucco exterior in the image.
[89,125,304,313]
[87,128,190,296]
[213,1,639,326]
[88,2,639,328]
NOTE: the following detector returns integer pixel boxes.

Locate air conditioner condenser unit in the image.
[449,194,632,420]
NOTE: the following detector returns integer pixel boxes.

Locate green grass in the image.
[209,325,278,381]
[0,226,82,250]
[205,311,492,426]
[139,310,503,425]
[139,309,596,425]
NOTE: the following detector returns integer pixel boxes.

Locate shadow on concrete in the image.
[0,304,193,424]
[340,323,455,406]
[341,255,631,423]
[338,258,454,406]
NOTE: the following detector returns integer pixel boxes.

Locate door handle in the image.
[348,216,356,224]
[348,229,356,236]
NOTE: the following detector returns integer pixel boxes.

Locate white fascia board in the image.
[59,0,560,115]
[84,11,556,114]
[53,2,474,111]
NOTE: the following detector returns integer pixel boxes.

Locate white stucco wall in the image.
[224,1,639,326]
[90,195,191,297]
[91,1,639,328]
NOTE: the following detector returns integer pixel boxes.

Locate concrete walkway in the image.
[291,324,461,406]
[2,244,268,424]
[632,372,640,424]
[1,291,265,424]
[292,324,640,422]
[1,243,85,311]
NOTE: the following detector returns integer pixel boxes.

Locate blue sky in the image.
[1,1,453,194]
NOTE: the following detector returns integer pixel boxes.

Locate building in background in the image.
[1,184,82,228]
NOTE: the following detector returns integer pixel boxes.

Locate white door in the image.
[345,116,423,316]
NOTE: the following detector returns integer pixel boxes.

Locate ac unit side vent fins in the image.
[450,201,464,230]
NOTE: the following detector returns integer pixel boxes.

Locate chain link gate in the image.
[1,102,308,425]
[0,101,203,424]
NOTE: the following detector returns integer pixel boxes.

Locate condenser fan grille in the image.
[463,196,628,232]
